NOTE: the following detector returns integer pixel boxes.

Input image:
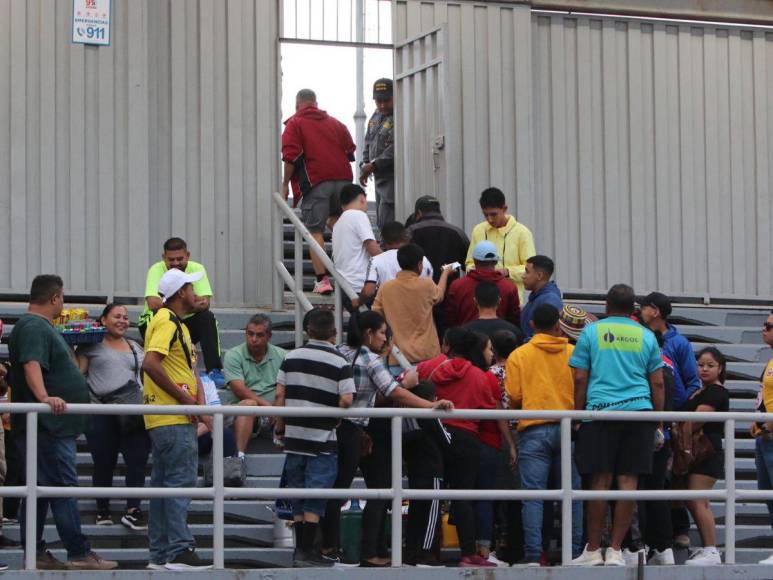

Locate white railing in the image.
[7,402,773,569]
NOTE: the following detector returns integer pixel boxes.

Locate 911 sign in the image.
[72,0,111,46]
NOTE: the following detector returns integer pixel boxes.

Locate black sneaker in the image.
[320,550,341,564]
[294,551,334,568]
[96,512,113,526]
[414,552,445,567]
[164,548,212,571]
[121,508,147,531]
[0,535,19,549]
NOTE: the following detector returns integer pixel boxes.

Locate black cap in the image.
[414,195,440,213]
[373,78,393,100]
[640,292,672,319]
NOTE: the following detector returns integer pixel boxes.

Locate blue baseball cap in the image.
[472,241,501,262]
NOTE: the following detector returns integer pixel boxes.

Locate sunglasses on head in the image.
[764,323,773,331]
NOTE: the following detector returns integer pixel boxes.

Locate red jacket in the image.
[444,268,521,328]
[281,106,356,206]
[416,355,497,436]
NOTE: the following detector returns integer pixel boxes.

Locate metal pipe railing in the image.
[7,402,773,569]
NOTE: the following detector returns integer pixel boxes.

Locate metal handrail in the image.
[8,402,773,569]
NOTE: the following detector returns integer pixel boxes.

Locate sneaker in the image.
[648,548,675,565]
[0,535,19,548]
[760,552,773,565]
[673,534,691,549]
[569,545,604,566]
[414,553,445,567]
[486,552,509,567]
[604,548,626,567]
[513,557,541,567]
[313,277,334,295]
[165,548,213,571]
[459,555,497,568]
[0,562,8,572]
[622,547,646,566]
[96,511,113,526]
[67,551,119,571]
[121,508,147,531]
[685,546,721,566]
[208,369,226,388]
[146,562,167,571]
[36,550,68,571]
[293,551,334,568]
[1,518,17,525]
[320,550,341,565]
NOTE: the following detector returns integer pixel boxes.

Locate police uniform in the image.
[362,78,395,229]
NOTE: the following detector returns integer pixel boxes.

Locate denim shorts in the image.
[283,452,338,517]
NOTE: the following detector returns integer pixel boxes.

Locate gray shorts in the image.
[301,180,350,233]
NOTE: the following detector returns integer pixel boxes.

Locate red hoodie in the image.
[416,354,497,436]
[444,268,521,328]
[281,106,356,206]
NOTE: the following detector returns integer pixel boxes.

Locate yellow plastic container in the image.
[441,513,459,548]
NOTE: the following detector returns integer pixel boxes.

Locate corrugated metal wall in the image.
[0,0,280,305]
[395,1,773,299]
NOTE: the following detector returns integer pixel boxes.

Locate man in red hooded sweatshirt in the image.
[281,89,356,295]
[444,240,521,328]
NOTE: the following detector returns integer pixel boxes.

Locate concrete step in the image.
[677,326,767,346]
[691,343,770,363]
[74,453,286,478]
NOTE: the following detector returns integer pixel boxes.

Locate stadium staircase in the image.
[0,208,770,568]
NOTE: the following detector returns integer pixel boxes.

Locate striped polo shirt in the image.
[277,339,356,456]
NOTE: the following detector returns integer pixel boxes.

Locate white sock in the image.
[238,451,245,459]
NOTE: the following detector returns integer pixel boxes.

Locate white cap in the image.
[158,269,204,303]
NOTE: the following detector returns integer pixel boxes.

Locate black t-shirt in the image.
[681,383,730,451]
[463,318,524,343]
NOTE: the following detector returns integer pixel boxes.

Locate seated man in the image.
[446,241,521,328]
[373,244,453,364]
[222,314,287,455]
[357,221,433,308]
[138,237,224,382]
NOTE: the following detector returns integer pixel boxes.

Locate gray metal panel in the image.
[395,1,773,299]
[0,0,280,306]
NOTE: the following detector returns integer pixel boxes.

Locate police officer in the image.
[359,78,394,229]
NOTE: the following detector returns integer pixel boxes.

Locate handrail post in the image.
[724,419,736,564]
[334,284,343,344]
[390,416,403,567]
[272,196,284,310]
[560,417,572,566]
[24,412,38,570]
[213,412,225,569]
[294,229,303,347]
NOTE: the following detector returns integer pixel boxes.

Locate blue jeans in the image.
[148,424,198,564]
[474,442,501,547]
[283,452,338,517]
[756,437,773,529]
[20,432,90,558]
[518,424,583,560]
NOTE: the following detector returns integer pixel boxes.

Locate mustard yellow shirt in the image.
[142,308,198,430]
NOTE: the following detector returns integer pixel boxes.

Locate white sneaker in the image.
[685,547,721,566]
[759,552,773,565]
[604,548,626,567]
[622,548,646,566]
[648,548,675,565]
[569,545,604,566]
[486,552,508,567]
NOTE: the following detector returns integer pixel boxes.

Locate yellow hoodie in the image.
[465,215,536,304]
[505,334,574,431]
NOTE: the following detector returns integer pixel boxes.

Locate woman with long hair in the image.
[681,347,730,566]
[76,304,151,530]
[416,327,499,568]
[319,311,452,567]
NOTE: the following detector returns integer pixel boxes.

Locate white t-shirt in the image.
[365,249,433,286]
[332,209,376,293]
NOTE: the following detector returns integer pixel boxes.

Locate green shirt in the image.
[221,343,286,404]
[139,260,213,326]
[8,314,90,437]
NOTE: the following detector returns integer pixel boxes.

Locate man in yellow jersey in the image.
[465,187,536,304]
[141,269,213,571]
